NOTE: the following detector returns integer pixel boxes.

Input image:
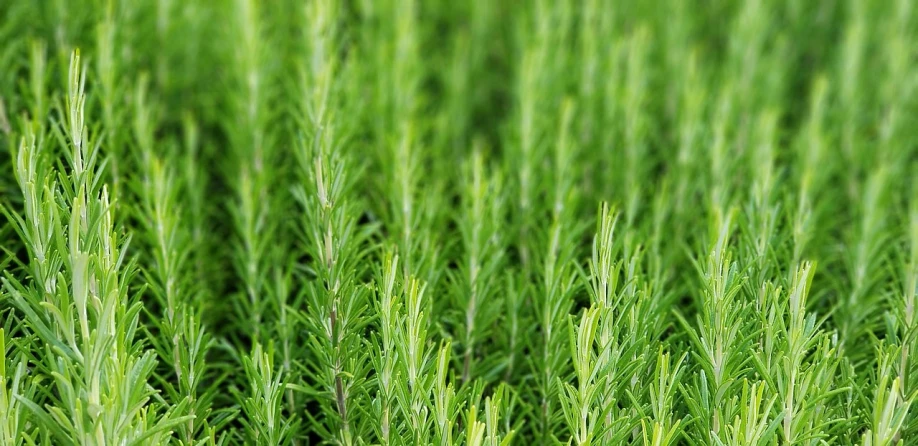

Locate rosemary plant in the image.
[1,0,916,444]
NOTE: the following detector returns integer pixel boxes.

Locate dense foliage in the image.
[1,0,916,444]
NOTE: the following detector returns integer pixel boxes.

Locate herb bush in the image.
[0,0,916,444]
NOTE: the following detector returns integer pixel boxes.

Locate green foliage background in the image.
[1,0,916,444]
